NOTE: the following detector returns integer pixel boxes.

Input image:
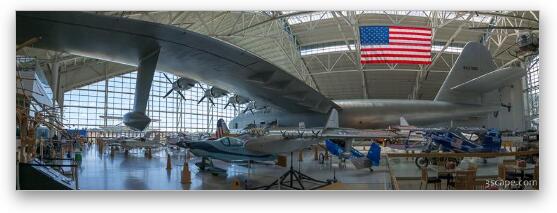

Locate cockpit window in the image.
[228,137,244,146]
[218,137,244,147]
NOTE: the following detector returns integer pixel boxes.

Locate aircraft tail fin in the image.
[434,42,498,105]
[399,117,409,127]
[324,108,339,129]
[215,118,229,138]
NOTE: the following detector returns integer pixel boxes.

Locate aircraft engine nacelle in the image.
[173,77,197,91]
[123,111,151,131]
[208,87,228,98]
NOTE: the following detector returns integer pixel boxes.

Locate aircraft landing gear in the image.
[195,157,226,175]
[415,157,430,169]
[195,157,213,171]
[415,156,461,169]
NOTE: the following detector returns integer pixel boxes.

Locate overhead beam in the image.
[473,11,539,23]
[227,11,314,36]
[303,68,449,76]
[340,11,368,99]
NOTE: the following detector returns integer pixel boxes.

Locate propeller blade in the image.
[208,97,215,106]
[242,107,249,114]
[176,90,187,101]
[197,96,206,105]
[163,89,174,98]
[162,73,173,84]
[198,83,206,91]
[232,103,237,110]
[224,102,230,109]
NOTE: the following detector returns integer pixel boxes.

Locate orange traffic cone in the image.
[231,179,241,190]
[166,154,172,170]
[181,162,191,184]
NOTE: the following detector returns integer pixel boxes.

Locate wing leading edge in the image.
[16,11,339,114]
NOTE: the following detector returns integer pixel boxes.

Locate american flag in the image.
[359,26,432,64]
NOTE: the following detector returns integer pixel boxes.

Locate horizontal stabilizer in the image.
[450,67,527,93]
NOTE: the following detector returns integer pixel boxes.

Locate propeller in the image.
[224,102,236,110]
[197,86,227,106]
[225,95,250,110]
[161,73,196,101]
[242,101,268,115]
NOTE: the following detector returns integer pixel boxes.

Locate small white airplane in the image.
[105,131,164,149]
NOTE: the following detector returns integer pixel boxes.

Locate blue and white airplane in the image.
[413,128,503,168]
[324,139,382,171]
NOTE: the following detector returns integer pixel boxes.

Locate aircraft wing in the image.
[450,67,527,93]
[17,11,338,114]
[244,127,400,155]
[320,128,402,139]
[244,135,321,154]
[268,123,403,139]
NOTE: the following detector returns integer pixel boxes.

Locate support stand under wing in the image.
[249,152,333,190]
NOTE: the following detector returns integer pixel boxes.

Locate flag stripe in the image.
[362,51,431,55]
[389,39,431,44]
[361,48,431,52]
[389,36,432,41]
[361,54,432,58]
[388,31,432,36]
[361,45,431,50]
[361,57,431,61]
[389,26,431,31]
[389,42,431,46]
[361,60,432,64]
[389,34,432,39]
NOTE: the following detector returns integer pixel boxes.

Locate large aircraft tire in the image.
[415,157,429,169]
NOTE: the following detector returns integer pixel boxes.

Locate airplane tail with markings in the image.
[215,118,230,139]
[434,42,526,105]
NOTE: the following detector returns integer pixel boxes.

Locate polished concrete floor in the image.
[75,144,528,190]
[76,144,391,190]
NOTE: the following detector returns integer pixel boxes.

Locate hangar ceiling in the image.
[17,11,539,102]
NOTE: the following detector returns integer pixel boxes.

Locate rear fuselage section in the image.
[230,99,499,129]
